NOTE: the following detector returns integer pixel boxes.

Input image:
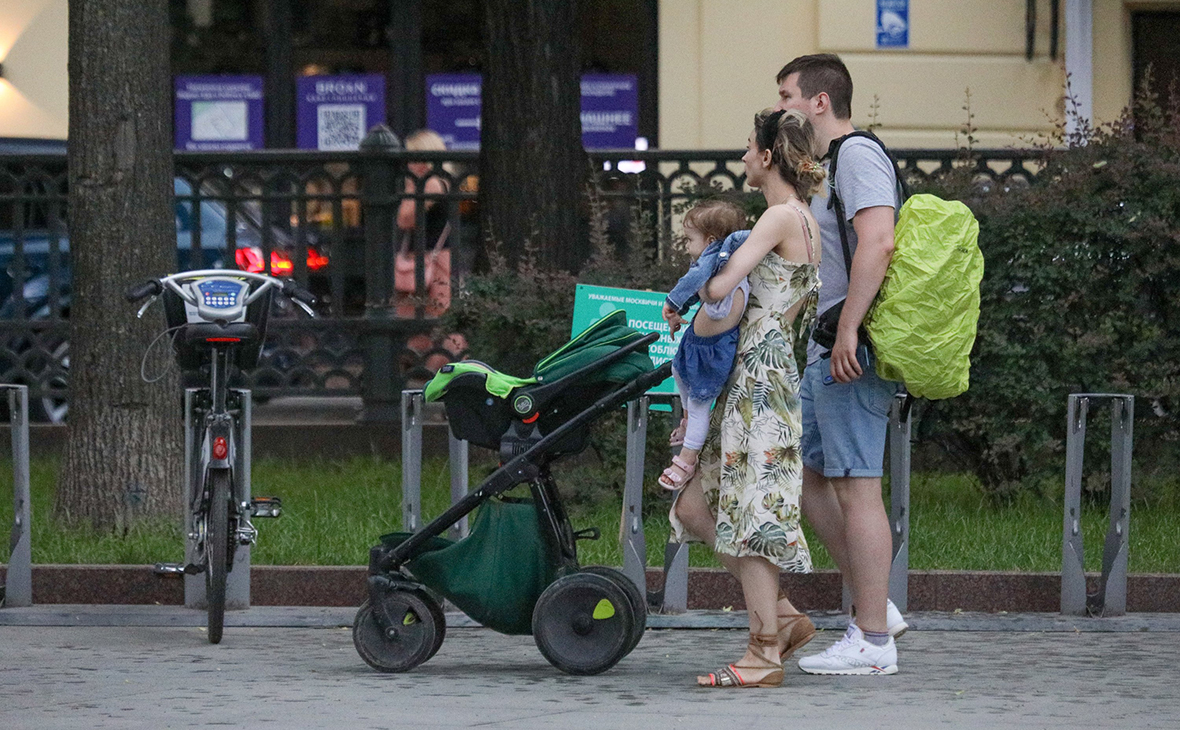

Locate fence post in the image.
[3,386,31,607]
[359,125,403,422]
[1062,393,1133,616]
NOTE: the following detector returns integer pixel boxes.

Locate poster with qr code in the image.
[297,74,386,150]
[317,104,366,151]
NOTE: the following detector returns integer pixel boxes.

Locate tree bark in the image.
[480,0,588,271]
[57,0,183,530]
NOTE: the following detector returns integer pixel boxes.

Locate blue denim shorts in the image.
[801,346,899,479]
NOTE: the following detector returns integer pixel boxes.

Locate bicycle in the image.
[126,270,316,643]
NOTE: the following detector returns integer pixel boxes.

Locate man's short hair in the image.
[776,54,853,120]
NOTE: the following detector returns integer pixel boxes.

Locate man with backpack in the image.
[773,53,906,675]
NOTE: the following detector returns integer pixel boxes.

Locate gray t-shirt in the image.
[807,136,901,364]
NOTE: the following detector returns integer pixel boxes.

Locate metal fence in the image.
[0,144,1042,420]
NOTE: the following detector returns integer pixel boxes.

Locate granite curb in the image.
[3,564,1178,612]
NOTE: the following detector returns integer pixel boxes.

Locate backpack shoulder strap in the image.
[826,130,910,278]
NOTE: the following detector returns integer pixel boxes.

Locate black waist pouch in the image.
[813,299,871,352]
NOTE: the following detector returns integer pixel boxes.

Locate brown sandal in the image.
[698,633,784,688]
[777,591,816,659]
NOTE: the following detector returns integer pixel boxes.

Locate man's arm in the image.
[830,205,894,383]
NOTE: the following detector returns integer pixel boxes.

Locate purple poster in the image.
[580,74,638,150]
[424,73,639,150]
[296,74,386,151]
[174,75,264,151]
[426,74,482,150]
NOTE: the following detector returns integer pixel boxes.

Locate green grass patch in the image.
[1,457,1176,573]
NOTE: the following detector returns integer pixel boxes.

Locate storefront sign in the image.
[296,74,386,151]
[580,74,638,150]
[424,73,640,150]
[426,73,482,150]
[572,284,693,395]
[174,75,264,151]
[876,0,910,48]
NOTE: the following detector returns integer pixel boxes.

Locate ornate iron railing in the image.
[0,143,1043,421]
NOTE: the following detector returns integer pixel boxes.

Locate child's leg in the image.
[661,370,711,490]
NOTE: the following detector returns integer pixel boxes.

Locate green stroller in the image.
[355,310,672,675]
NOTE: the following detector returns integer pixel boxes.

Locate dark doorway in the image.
[1132,11,1180,107]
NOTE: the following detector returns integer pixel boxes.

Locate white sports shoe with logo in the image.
[797,625,899,676]
[886,598,909,639]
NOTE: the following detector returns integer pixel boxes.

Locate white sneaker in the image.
[797,625,898,676]
[886,599,909,639]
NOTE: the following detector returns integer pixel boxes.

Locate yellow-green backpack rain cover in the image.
[865,194,983,400]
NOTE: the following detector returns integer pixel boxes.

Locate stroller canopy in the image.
[424,309,655,402]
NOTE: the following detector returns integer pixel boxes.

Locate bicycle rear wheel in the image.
[205,469,230,644]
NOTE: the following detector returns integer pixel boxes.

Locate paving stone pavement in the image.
[1,623,1177,729]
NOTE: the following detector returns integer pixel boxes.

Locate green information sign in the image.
[572,283,695,395]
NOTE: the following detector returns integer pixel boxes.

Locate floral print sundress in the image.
[670,207,819,572]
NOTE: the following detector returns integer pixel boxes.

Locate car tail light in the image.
[234,246,327,276]
[235,246,265,273]
[307,246,329,271]
[212,437,228,460]
[269,249,294,275]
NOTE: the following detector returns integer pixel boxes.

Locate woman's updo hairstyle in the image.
[753,108,826,199]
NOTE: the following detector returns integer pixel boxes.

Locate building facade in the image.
[3,0,1179,149]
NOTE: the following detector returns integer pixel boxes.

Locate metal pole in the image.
[184,389,202,609]
[225,390,251,610]
[1061,395,1088,615]
[621,398,649,602]
[888,394,912,613]
[660,396,688,614]
[4,386,32,607]
[447,432,469,540]
[359,126,404,422]
[1097,396,1133,616]
[401,390,423,531]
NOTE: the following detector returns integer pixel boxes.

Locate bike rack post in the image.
[623,394,688,614]
[1062,393,1133,617]
[184,388,252,610]
[887,394,912,613]
[447,431,469,540]
[401,389,423,532]
[621,398,649,601]
[2,385,32,607]
[842,393,912,614]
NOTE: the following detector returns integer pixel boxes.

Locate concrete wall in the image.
[0,0,69,140]
[659,0,1179,149]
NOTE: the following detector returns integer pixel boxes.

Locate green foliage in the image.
[920,88,1180,497]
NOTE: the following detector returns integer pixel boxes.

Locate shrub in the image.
[921,88,1180,497]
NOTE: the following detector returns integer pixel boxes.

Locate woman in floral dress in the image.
[668,109,825,688]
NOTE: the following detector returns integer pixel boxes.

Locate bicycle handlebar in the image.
[126,269,318,314]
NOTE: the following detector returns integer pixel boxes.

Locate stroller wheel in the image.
[416,588,448,660]
[532,572,635,675]
[353,590,441,673]
[580,566,646,655]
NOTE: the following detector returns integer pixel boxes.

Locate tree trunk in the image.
[480,0,588,271]
[57,0,183,530]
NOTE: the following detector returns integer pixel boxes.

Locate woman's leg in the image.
[697,555,783,686]
[671,476,740,576]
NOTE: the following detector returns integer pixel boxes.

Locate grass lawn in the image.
[1,456,1177,573]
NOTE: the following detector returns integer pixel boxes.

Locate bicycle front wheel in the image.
[205,469,231,644]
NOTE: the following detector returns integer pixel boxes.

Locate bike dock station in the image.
[1062,393,1134,617]
[1,385,31,608]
